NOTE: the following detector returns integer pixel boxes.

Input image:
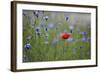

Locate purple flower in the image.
[45,27,48,32]
[24,43,32,49]
[23,11,27,16]
[79,46,83,49]
[45,33,49,39]
[83,32,88,36]
[80,32,88,36]
[48,23,55,29]
[81,37,87,42]
[65,16,69,21]
[37,32,41,36]
[43,16,48,21]
[69,25,74,33]
[35,27,40,32]
[33,11,39,17]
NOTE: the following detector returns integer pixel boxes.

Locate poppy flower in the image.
[60,32,71,40]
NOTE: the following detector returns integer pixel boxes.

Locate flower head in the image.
[81,37,87,42]
[65,16,69,21]
[60,32,71,40]
[43,16,48,21]
[69,25,74,30]
[45,27,48,32]
[37,32,41,36]
[80,32,88,36]
[48,23,55,29]
[79,46,83,49]
[24,43,32,49]
[33,11,39,17]
[35,27,40,33]
[23,11,27,16]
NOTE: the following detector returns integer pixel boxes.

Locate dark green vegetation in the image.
[23,10,91,62]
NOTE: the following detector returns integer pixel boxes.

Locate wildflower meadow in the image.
[23,10,91,62]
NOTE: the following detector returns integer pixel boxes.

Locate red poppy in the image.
[60,32,71,40]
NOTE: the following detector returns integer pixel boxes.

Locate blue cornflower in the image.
[24,43,32,49]
[69,25,74,33]
[43,16,48,21]
[80,32,88,36]
[65,16,69,21]
[23,11,27,16]
[45,27,48,32]
[37,32,41,36]
[48,23,55,29]
[79,46,83,49]
[33,11,39,17]
[81,37,87,42]
[35,27,40,32]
